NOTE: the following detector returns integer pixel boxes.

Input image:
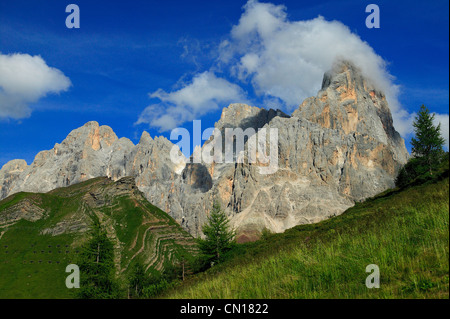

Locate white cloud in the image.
[218,0,411,135]
[0,53,71,119]
[136,71,247,132]
[138,0,440,141]
[433,113,449,149]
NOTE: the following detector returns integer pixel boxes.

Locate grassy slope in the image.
[163,175,449,299]
[0,177,196,299]
[0,190,82,299]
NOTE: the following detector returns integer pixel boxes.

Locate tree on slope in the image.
[411,104,445,175]
[128,261,150,299]
[396,105,446,187]
[77,218,120,299]
[198,202,236,266]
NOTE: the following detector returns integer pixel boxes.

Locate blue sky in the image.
[0,0,448,167]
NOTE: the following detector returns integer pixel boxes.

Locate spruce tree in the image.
[77,218,119,299]
[411,105,445,175]
[198,202,235,266]
[128,261,149,299]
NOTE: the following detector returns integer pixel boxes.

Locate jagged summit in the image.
[293,59,408,164]
[139,130,153,144]
[59,121,118,152]
[82,120,100,127]
[0,118,179,198]
[216,103,289,133]
[321,60,375,92]
[0,63,409,240]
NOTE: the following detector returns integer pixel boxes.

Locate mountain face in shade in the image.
[0,60,409,242]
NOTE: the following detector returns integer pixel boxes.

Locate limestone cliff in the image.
[0,60,409,241]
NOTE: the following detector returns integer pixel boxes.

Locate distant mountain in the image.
[0,60,409,242]
[0,176,196,298]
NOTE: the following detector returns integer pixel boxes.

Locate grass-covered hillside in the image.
[1,159,448,299]
[162,167,449,298]
[0,176,197,299]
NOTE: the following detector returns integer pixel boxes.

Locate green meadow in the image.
[162,171,449,299]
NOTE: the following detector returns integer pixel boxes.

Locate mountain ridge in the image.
[0,60,409,241]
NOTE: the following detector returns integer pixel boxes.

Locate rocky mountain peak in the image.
[321,60,370,92]
[321,60,386,100]
[0,159,28,173]
[139,130,153,145]
[293,60,408,164]
[217,103,261,128]
[83,120,100,128]
[0,62,410,241]
[0,159,28,199]
[216,103,290,133]
[60,121,118,152]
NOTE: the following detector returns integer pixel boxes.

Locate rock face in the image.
[0,159,28,199]
[0,60,409,241]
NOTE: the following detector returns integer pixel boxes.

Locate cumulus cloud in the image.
[136,71,247,131]
[218,0,414,134]
[0,53,71,119]
[138,0,446,141]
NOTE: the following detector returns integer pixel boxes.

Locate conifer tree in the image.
[77,218,119,299]
[411,105,445,175]
[128,261,149,299]
[197,202,235,265]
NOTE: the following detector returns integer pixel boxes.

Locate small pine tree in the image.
[395,157,425,187]
[77,218,119,299]
[411,105,446,175]
[197,202,235,266]
[128,261,149,299]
